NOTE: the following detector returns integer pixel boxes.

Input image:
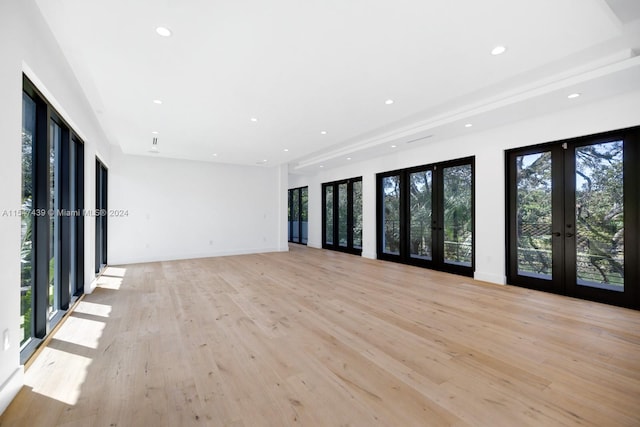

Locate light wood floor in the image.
[2,245,640,426]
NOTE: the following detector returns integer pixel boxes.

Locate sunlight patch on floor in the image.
[52,316,106,350]
[25,347,92,406]
[73,300,112,318]
[96,275,123,290]
[104,266,127,277]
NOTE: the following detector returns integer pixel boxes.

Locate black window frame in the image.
[95,159,108,273]
[21,75,85,362]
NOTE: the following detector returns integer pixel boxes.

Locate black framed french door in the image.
[377,156,475,277]
[288,186,308,245]
[322,177,362,255]
[506,127,640,308]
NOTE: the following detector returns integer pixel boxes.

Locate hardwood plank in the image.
[2,245,640,426]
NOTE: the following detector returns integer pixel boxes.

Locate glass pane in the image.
[382,175,400,255]
[70,141,77,296]
[353,180,362,249]
[21,93,35,346]
[49,122,61,317]
[338,183,348,247]
[575,141,624,291]
[287,190,291,241]
[95,164,103,273]
[443,165,472,266]
[292,189,300,242]
[516,152,553,279]
[409,170,432,260]
[301,187,308,244]
[325,186,333,244]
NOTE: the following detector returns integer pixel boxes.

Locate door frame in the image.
[322,177,363,255]
[376,156,475,277]
[505,126,640,309]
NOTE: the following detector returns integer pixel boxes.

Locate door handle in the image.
[552,232,561,237]
[566,232,574,238]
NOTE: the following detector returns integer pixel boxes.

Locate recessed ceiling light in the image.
[320,130,327,135]
[385,99,394,105]
[153,99,162,105]
[346,157,352,160]
[319,165,324,168]
[212,153,218,157]
[491,45,507,55]
[151,131,159,135]
[568,93,581,99]
[391,145,397,148]
[283,148,289,152]
[156,27,172,37]
[465,123,473,128]
[250,117,258,122]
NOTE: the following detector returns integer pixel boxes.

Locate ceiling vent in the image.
[149,137,159,153]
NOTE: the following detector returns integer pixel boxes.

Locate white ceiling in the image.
[35,0,640,172]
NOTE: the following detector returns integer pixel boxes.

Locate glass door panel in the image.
[409,170,432,260]
[443,165,472,267]
[382,175,401,255]
[516,152,553,279]
[287,192,291,241]
[21,93,36,346]
[574,141,624,291]
[325,186,333,245]
[292,190,300,242]
[353,180,363,249]
[338,183,348,247]
[301,187,308,244]
[49,122,61,318]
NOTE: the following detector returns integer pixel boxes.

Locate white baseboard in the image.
[0,367,23,416]
[109,247,284,266]
[474,271,506,285]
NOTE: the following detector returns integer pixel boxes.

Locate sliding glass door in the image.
[377,157,475,277]
[322,177,362,255]
[507,127,639,308]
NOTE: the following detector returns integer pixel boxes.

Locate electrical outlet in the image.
[2,329,9,351]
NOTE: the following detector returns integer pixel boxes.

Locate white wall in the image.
[0,0,112,414]
[289,89,640,284]
[108,150,288,265]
